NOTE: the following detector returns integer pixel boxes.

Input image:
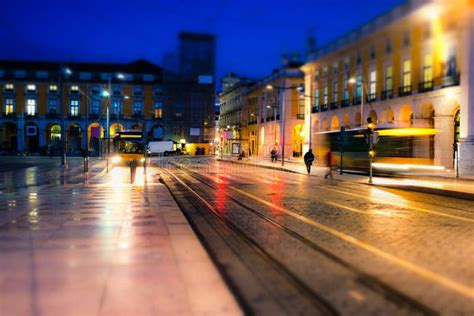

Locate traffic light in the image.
[367,117,375,134]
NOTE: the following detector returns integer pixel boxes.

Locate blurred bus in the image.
[316,127,443,174]
[111,131,145,165]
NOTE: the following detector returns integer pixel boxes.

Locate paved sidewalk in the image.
[218,156,474,200]
[0,165,242,316]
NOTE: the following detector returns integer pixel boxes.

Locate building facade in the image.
[301,0,474,175]
[163,32,216,145]
[0,60,164,156]
[219,58,305,157]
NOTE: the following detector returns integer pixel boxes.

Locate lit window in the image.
[5,83,14,91]
[27,99,36,115]
[70,99,80,116]
[403,60,411,87]
[154,108,162,119]
[71,85,79,92]
[323,86,328,105]
[314,85,319,107]
[343,79,349,101]
[356,75,363,98]
[5,98,14,114]
[385,66,393,91]
[153,101,163,118]
[369,70,376,95]
[423,54,433,83]
[27,84,36,92]
[49,85,58,92]
[332,81,338,102]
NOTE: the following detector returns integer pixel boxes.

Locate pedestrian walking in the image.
[303,148,315,174]
[324,150,333,179]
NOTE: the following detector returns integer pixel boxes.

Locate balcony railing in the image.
[24,113,38,119]
[296,114,305,120]
[368,93,377,102]
[2,112,16,118]
[89,113,100,120]
[311,106,319,113]
[341,99,351,108]
[398,86,412,97]
[248,120,257,125]
[45,112,60,119]
[68,114,81,120]
[419,81,434,93]
[441,74,460,88]
[132,112,144,119]
[320,104,328,112]
[381,90,393,100]
[330,102,339,110]
[354,97,362,105]
[109,114,124,120]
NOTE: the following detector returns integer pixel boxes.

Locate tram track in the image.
[160,164,440,315]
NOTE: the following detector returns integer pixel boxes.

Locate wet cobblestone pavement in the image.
[160,158,474,315]
[0,159,241,316]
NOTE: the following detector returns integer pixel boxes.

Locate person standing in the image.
[303,149,315,174]
[271,148,277,163]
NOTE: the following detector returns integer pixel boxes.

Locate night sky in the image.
[1,0,405,86]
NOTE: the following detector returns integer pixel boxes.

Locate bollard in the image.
[83,157,89,173]
[130,160,137,184]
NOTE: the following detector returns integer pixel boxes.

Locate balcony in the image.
[381,90,393,100]
[296,114,305,120]
[89,113,100,120]
[24,113,38,119]
[330,102,339,110]
[68,114,81,120]
[45,112,60,119]
[419,81,434,93]
[2,112,16,119]
[248,120,257,125]
[109,114,124,120]
[398,86,412,97]
[132,112,144,119]
[368,93,377,102]
[354,97,362,105]
[152,115,163,120]
[441,74,460,88]
[311,106,319,113]
[341,99,351,108]
[320,104,328,112]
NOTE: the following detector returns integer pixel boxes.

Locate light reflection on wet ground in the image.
[0,160,241,316]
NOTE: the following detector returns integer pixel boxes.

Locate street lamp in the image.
[59,66,72,170]
[104,72,125,172]
[348,76,368,127]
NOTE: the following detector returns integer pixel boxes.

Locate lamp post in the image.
[59,66,72,170]
[348,76,369,127]
[266,83,305,167]
[104,73,125,173]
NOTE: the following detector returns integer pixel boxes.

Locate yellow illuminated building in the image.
[301,0,474,174]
